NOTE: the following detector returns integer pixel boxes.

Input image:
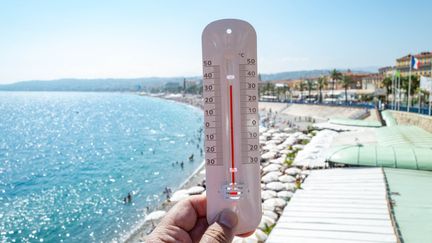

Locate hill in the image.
[0,69,375,91]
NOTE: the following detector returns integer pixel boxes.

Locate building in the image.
[396,51,432,77]
[362,73,383,91]
[379,66,395,77]
[341,71,369,89]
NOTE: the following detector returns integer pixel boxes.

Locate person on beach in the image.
[146,195,253,242]
[163,187,172,200]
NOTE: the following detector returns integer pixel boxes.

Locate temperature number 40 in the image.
[204,73,213,79]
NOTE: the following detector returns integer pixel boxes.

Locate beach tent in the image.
[326,125,432,171]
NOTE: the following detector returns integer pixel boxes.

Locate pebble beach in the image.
[126,95,337,243]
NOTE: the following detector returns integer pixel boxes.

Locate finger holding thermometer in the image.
[202,19,261,235]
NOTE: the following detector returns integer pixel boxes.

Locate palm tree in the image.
[381,77,392,103]
[341,75,353,104]
[282,85,290,101]
[401,75,420,107]
[306,79,314,99]
[299,81,306,101]
[317,76,327,103]
[330,69,342,102]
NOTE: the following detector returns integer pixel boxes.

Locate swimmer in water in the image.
[124,192,132,204]
[180,161,184,170]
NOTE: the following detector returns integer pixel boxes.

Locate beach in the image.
[125,96,327,242]
[125,96,379,243]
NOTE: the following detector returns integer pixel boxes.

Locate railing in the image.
[259,99,432,116]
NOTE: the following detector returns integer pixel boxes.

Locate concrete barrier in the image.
[390,111,432,133]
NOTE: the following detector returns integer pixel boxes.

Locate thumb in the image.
[200,209,238,243]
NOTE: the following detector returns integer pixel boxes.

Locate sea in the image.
[0,92,204,242]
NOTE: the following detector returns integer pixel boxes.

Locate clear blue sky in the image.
[0,0,431,84]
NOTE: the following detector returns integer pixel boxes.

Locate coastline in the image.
[126,93,320,243]
[122,161,206,243]
[123,93,206,243]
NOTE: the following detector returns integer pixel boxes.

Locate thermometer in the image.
[202,19,261,234]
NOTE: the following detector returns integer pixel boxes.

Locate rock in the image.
[278,174,295,183]
[261,152,277,160]
[187,186,205,195]
[284,183,296,191]
[285,167,302,176]
[267,128,278,134]
[265,182,286,191]
[293,132,304,138]
[262,203,275,211]
[283,127,293,132]
[276,144,287,150]
[262,164,281,173]
[170,189,189,202]
[279,149,291,155]
[262,210,278,220]
[145,210,166,221]
[261,171,282,183]
[277,190,294,200]
[282,137,297,146]
[254,229,268,241]
[301,170,311,176]
[263,198,287,208]
[265,140,276,146]
[232,236,258,243]
[292,144,305,150]
[261,161,270,168]
[297,134,311,140]
[269,157,284,164]
[258,215,276,230]
[262,132,271,138]
[262,144,277,151]
[261,190,277,200]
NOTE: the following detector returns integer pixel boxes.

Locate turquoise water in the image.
[0,92,204,242]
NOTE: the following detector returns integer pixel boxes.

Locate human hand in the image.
[146,195,253,243]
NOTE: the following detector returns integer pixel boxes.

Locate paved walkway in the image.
[267,168,398,243]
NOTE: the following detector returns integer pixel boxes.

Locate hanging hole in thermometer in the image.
[202,19,261,235]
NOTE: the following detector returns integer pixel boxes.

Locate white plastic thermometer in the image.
[202,19,261,234]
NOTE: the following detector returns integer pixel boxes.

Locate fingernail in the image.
[217,209,238,228]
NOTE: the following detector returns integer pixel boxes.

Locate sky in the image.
[0,0,431,84]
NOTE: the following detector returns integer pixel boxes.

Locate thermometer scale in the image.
[202,19,261,234]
